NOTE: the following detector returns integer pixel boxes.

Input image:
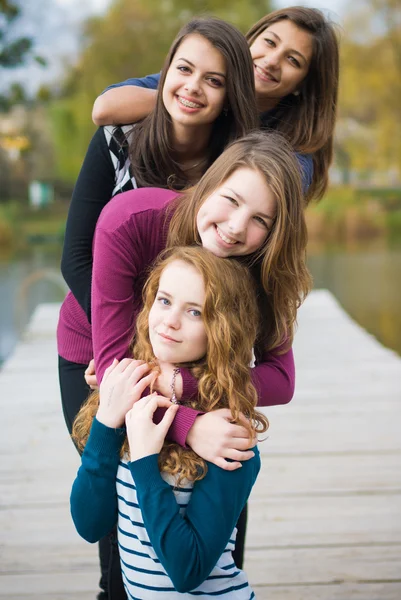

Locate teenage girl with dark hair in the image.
[94,6,339,203]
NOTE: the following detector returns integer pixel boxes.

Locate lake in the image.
[0,244,66,365]
[308,239,401,359]
[1,239,400,367]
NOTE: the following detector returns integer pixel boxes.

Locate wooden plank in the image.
[255,410,401,454]
[251,453,401,495]
[245,544,401,584]
[1,293,401,598]
[247,493,401,546]
[0,596,95,600]
[250,582,401,600]
[0,572,98,597]
[1,542,97,574]
[1,596,95,600]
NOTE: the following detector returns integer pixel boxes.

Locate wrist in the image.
[129,448,154,462]
[186,414,201,448]
[96,409,123,429]
[128,441,159,462]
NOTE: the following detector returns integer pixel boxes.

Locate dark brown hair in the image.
[167,131,312,355]
[129,17,258,190]
[247,7,339,201]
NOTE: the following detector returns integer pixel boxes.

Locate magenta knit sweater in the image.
[57,187,296,445]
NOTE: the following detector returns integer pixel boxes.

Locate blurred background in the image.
[0,0,400,367]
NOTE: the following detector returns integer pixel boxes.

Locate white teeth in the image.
[255,65,276,82]
[178,97,203,108]
[217,227,237,245]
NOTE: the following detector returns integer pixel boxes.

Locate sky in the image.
[2,0,347,96]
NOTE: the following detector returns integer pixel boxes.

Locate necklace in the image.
[170,367,181,404]
[180,158,206,172]
[167,157,207,189]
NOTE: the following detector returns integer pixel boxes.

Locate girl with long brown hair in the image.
[71,246,269,597]
[94,6,339,202]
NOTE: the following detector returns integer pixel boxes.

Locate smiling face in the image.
[162,33,227,131]
[249,19,313,111]
[148,260,208,365]
[196,167,277,258]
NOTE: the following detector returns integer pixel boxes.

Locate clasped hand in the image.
[97,358,157,428]
[126,394,179,462]
[95,358,256,470]
[96,358,178,461]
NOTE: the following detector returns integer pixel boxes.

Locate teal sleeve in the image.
[70,418,125,543]
[128,447,260,593]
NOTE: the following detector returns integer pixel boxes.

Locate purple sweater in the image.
[57,187,295,445]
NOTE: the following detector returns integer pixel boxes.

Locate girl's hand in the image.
[126,394,179,462]
[186,409,256,471]
[84,359,98,390]
[97,358,156,429]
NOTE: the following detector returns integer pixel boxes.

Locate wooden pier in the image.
[1,290,400,599]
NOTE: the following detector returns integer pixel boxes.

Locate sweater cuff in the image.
[128,454,164,490]
[180,367,199,400]
[167,405,204,448]
[88,417,126,456]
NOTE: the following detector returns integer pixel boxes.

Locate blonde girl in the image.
[71,246,269,597]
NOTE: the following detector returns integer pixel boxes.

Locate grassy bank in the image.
[306,185,401,244]
[0,201,67,249]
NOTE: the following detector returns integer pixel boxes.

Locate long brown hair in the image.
[247,7,339,201]
[73,246,268,484]
[167,131,312,355]
[129,17,258,190]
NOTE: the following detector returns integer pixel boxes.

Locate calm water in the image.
[0,245,66,365]
[1,240,401,367]
[308,240,401,357]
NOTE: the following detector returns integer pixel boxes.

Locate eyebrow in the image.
[158,289,203,308]
[225,188,275,221]
[266,31,308,65]
[176,58,226,78]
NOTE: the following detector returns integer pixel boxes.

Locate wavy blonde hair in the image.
[73,246,268,484]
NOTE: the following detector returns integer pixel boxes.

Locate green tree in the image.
[0,0,46,110]
[0,0,46,68]
[0,0,32,68]
[338,0,401,177]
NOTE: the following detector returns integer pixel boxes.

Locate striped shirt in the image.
[71,419,259,598]
[117,458,256,598]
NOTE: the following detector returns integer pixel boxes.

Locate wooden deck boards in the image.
[1,290,400,599]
